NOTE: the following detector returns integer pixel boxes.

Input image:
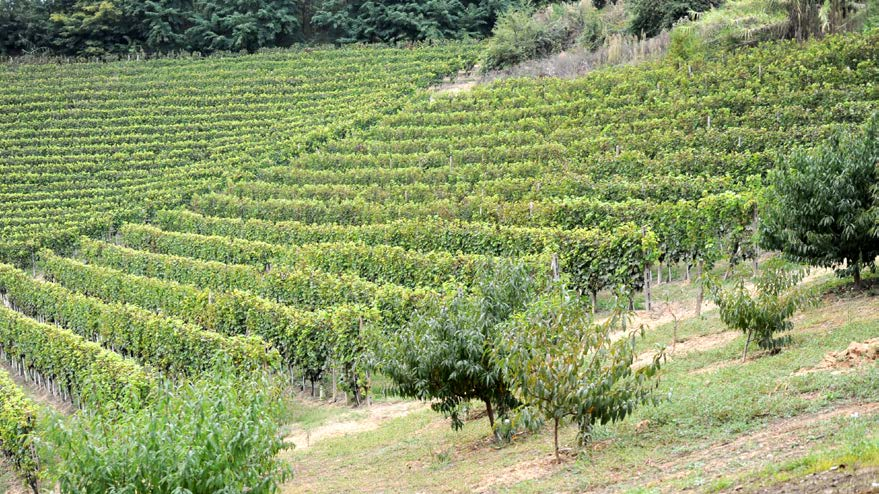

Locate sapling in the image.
[495,291,663,461]
[710,261,815,362]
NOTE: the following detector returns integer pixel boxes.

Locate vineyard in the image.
[0,27,878,492]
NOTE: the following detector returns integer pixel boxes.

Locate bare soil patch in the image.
[597,402,879,493]
[285,401,426,452]
[471,454,563,493]
[741,465,879,494]
[797,339,879,376]
[635,330,739,370]
[429,68,482,99]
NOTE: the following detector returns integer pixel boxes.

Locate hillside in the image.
[0,44,477,263]
[0,25,877,493]
[283,277,879,493]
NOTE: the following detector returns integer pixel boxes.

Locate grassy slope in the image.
[283,274,879,493]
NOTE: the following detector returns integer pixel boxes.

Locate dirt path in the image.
[744,466,879,493]
[285,401,426,452]
[603,402,879,493]
[0,360,72,414]
[429,68,482,99]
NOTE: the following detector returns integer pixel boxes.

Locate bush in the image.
[482,1,604,70]
[710,260,816,362]
[628,0,722,38]
[378,260,540,433]
[495,291,662,460]
[760,114,879,289]
[37,366,290,493]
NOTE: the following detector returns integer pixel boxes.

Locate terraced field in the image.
[0,32,877,490]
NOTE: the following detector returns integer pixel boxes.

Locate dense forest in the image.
[0,0,515,55]
[0,0,748,56]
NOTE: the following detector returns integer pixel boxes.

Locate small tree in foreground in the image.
[760,115,879,289]
[380,260,539,433]
[710,261,816,362]
[37,366,290,493]
[495,291,663,461]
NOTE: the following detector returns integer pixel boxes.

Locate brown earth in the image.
[740,465,879,494]
[796,338,879,376]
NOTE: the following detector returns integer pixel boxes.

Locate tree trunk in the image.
[484,399,495,429]
[742,329,753,363]
[668,263,673,283]
[672,318,679,353]
[695,260,704,317]
[644,266,652,311]
[853,262,862,290]
[686,263,691,282]
[554,417,560,463]
[590,291,597,315]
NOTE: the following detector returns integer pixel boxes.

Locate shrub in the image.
[495,291,663,461]
[760,114,879,289]
[710,260,816,362]
[628,0,722,38]
[482,1,604,70]
[37,366,290,493]
[378,260,540,433]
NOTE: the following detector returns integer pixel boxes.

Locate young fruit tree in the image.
[36,365,290,493]
[378,260,539,434]
[760,115,879,289]
[710,261,815,362]
[494,291,663,461]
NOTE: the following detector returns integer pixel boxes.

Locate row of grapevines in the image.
[36,249,378,386]
[78,237,432,329]
[0,263,276,375]
[0,368,38,490]
[118,223,550,289]
[0,304,154,408]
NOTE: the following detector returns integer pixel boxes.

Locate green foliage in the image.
[0,261,276,375]
[628,0,722,37]
[710,260,815,360]
[0,368,38,493]
[481,1,604,70]
[0,303,154,409]
[760,115,879,289]
[495,290,662,459]
[141,0,302,53]
[1,0,505,55]
[667,25,705,61]
[379,260,539,431]
[38,367,290,493]
[312,0,511,43]
[36,248,379,389]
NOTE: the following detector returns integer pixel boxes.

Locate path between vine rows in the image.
[285,401,428,452]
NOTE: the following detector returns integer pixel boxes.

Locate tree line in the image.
[0,0,524,56]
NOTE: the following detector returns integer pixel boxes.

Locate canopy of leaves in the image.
[312,0,512,43]
[760,115,879,286]
[495,290,662,457]
[710,260,815,358]
[628,0,722,37]
[1,0,514,55]
[378,259,539,430]
[37,366,290,493]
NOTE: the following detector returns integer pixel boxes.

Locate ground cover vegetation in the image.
[0,3,877,489]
